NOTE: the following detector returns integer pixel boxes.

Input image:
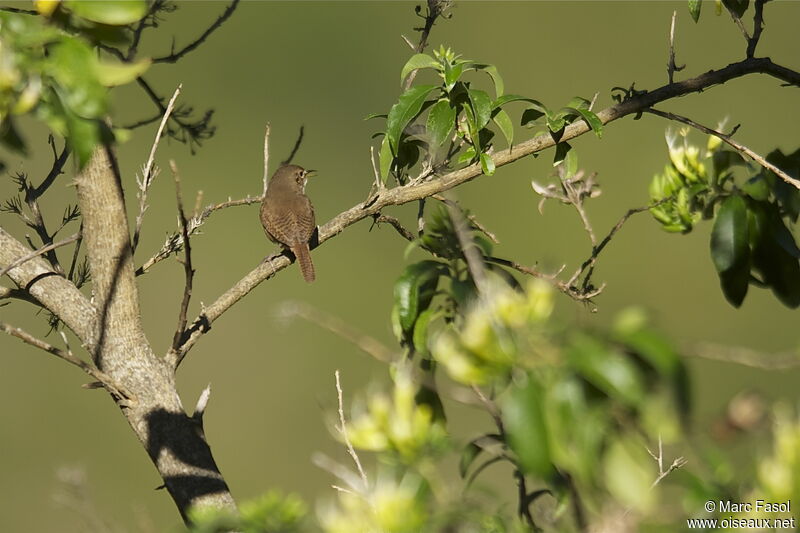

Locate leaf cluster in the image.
[649,130,800,308]
[0,3,148,166]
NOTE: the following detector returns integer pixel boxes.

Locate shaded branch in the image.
[168,161,194,359]
[174,56,800,357]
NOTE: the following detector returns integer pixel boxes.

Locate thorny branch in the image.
[0,232,80,281]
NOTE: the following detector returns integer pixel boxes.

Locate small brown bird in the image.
[260,164,317,282]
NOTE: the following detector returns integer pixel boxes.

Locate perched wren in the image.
[260,164,317,282]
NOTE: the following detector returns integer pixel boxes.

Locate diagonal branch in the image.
[646,107,800,190]
[153,0,240,63]
[173,56,800,359]
[0,321,130,400]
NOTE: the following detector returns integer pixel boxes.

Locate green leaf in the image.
[379,135,392,181]
[465,63,504,97]
[386,85,439,153]
[426,100,456,148]
[750,202,800,308]
[574,107,603,138]
[95,58,151,87]
[503,377,553,479]
[393,260,446,334]
[722,0,749,18]
[444,62,464,91]
[492,94,539,110]
[491,109,514,147]
[718,264,750,307]
[0,118,27,155]
[65,0,147,25]
[710,195,749,273]
[47,37,106,118]
[553,142,577,178]
[604,437,656,512]
[568,334,645,407]
[480,152,495,176]
[412,308,441,355]
[467,88,492,131]
[400,53,439,86]
[689,0,702,22]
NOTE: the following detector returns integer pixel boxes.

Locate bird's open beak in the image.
[305,169,318,177]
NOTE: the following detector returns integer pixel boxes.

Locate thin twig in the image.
[570,201,663,289]
[647,435,687,489]
[667,11,685,84]
[153,0,240,63]
[686,342,800,370]
[281,301,394,363]
[136,195,260,275]
[262,123,271,198]
[133,84,182,253]
[0,232,80,280]
[0,321,130,400]
[169,161,194,359]
[335,371,369,489]
[647,108,800,190]
[372,214,416,243]
[402,1,450,89]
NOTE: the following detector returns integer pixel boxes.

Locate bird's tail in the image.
[292,244,315,283]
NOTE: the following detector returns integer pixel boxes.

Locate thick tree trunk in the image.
[1,146,237,521]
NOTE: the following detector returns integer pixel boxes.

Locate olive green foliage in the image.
[370,46,601,184]
[649,129,800,308]
[0,1,148,166]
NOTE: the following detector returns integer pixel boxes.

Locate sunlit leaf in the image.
[480,152,495,176]
[491,108,513,147]
[689,0,702,22]
[400,53,440,86]
[95,58,150,87]
[426,99,456,148]
[65,0,147,25]
[386,84,439,153]
[393,260,447,334]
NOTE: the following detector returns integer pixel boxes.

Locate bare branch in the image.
[262,123,271,198]
[335,371,368,490]
[168,161,194,360]
[133,84,182,253]
[403,0,451,90]
[686,342,800,370]
[571,201,664,291]
[282,126,305,166]
[174,57,800,356]
[666,11,685,84]
[193,384,212,422]
[372,214,415,243]
[646,107,800,190]
[0,232,80,280]
[153,1,240,63]
[0,321,130,400]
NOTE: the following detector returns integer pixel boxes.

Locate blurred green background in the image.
[1,1,799,530]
